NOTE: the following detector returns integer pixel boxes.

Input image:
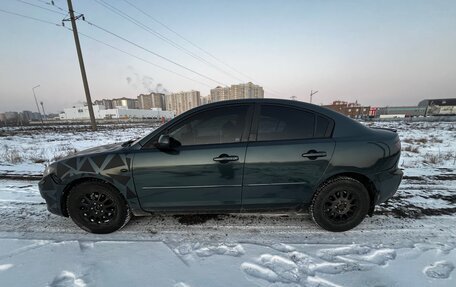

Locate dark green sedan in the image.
[39,99,403,233]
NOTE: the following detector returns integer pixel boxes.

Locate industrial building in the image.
[322,101,371,119]
[322,98,456,119]
[0,111,43,125]
[419,98,456,116]
[375,106,427,118]
[93,99,114,110]
[59,105,174,120]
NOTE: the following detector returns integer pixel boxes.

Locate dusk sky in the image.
[1,0,455,113]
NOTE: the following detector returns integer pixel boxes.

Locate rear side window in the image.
[257,105,315,141]
[315,115,331,138]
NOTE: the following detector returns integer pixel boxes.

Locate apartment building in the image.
[137,92,165,110]
[210,82,264,103]
[111,97,138,109]
[166,90,201,115]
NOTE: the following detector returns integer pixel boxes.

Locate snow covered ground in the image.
[0,121,455,286]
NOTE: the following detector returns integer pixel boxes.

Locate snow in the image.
[424,261,455,279]
[0,121,455,286]
[0,124,155,177]
[0,234,454,286]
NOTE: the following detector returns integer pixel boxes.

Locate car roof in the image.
[136,98,370,147]
[187,98,367,132]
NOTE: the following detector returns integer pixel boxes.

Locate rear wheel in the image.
[67,181,131,234]
[310,177,370,232]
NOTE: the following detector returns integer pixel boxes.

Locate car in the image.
[39,99,403,234]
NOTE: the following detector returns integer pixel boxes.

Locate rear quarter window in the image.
[315,115,332,138]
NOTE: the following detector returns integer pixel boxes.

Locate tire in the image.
[67,181,131,234]
[310,176,370,232]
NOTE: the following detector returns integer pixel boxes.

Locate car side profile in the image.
[39,99,403,234]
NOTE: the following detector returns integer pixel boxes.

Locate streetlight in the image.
[32,85,44,125]
[310,90,319,104]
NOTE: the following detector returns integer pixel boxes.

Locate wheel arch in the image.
[61,177,125,217]
[316,172,378,216]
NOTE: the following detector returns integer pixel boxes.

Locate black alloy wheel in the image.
[67,181,131,234]
[323,189,358,222]
[78,191,117,225]
[310,177,370,232]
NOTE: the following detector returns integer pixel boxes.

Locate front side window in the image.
[168,105,249,146]
[257,105,315,141]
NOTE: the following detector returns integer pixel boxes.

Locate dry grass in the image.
[52,148,78,161]
[403,145,420,153]
[423,153,439,165]
[30,157,46,164]
[1,145,23,164]
[402,138,414,144]
[415,138,428,144]
[422,151,455,165]
[403,137,429,145]
[29,151,47,164]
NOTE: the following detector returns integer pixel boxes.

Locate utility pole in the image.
[65,0,97,131]
[310,90,318,104]
[32,85,44,126]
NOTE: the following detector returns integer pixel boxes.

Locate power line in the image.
[122,0,254,81]
[121,0,283,96]
[83,19,229,86]
[36,0,66,12]
[0,7,213,89]
[34,1,282,96]
[0,8,61,26]
[3,4,282,96]
[15,0,66,15]
[71,28,213,88]
[92,0,244,83]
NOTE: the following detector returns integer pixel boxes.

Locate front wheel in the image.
[310,177,370,232]
[67,181,131,234]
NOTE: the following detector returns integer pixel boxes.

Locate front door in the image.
[133,104,253,212]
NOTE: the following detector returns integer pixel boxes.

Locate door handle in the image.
[302,150,327,160]
[213,154,239,163]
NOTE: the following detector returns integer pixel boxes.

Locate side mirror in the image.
[156,134,181,150]
[157,134,170,149]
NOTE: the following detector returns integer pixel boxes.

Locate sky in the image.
[1,0,455,113]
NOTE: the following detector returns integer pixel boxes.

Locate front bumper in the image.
[373,168,404,204]
[38,174,66,216]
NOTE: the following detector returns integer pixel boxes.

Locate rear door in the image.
[242,104,335,210]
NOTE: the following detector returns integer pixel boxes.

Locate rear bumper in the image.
[38,174,66,216]
[373,168,403,204]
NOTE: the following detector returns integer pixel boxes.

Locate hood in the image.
[54,142,126,162]
[75,142,126,156]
